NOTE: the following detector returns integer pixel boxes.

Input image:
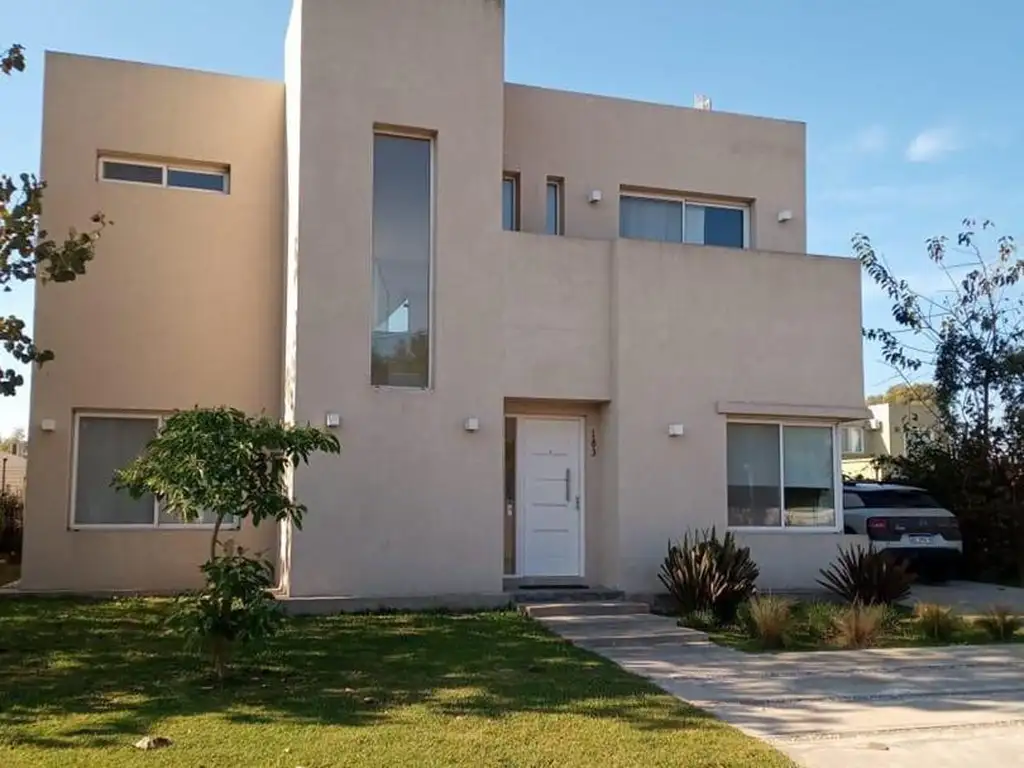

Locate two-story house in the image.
[20,0,869,602]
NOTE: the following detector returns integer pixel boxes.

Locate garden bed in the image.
[682,599,1024,653]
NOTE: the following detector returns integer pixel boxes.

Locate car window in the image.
[855,489,940,508]
[842,492,865,509]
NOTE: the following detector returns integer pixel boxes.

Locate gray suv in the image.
[842,481,962,581]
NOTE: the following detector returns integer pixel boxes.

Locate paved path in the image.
[527,602,1024,767]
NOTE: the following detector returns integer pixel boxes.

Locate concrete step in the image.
[513,587,625,604]
[522,601,651,618]
[534,612,709,648]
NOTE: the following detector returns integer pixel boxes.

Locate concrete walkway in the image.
[527,602,1024,768]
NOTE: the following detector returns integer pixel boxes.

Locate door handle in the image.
[565,468,571,502]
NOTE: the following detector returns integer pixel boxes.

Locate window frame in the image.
[98,156,231,195]
[502,172,521,232]
[546,176,565,236]
[370,127,437,391]
[69,411,240,531]
[725,419,843,534]
[619,191,750,248]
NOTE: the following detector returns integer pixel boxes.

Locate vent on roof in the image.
[694,94,713,111]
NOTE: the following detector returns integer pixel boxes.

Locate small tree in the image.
[857,219,1024,583]
[115,407,340,678]
[2,44,108,396]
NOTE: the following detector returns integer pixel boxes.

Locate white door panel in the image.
[519,418,582,577]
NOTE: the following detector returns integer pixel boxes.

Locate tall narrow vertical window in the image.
[372,133,433,388]
[546,177,564,236]
[502,173,519,232]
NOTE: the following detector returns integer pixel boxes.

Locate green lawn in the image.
[0,599,791,767]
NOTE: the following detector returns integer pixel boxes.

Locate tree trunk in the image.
[210,513,226,561]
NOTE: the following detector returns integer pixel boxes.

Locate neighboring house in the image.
[841,403,937,480]
[0,451,26,498]
[21,0,869,599]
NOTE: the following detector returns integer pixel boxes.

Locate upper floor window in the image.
[372,132,433,388]
[619,194,747,248]
[99,156,230,194]
[546,177,564,236]
[842,426,866,454]
[502,173,520,232]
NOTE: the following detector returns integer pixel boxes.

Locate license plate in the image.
[909,535,934,545]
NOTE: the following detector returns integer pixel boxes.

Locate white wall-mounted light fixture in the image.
[325,412,341,429]
[40,418,56,433]
[463,417,480,433]
[668,423,685,437]
[777,209,793,223]
[588,189,603,204]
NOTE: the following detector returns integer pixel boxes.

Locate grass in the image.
[704,600,1024,653]
[0,599,792,768]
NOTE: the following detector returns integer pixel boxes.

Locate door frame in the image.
[509,414,586,579]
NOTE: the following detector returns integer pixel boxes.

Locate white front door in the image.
[518,418,583,577]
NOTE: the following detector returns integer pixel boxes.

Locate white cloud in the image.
[852,125,887,155]
[906,127,959,162]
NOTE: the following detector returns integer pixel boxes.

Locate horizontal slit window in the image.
[101,160,164,186]
[99,156,229,194]
[167,168,228,193]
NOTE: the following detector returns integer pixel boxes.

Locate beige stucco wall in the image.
[608,240,865,592]
[502,234,611,401]
[283,0,508,597]
[21,54,286,591]
[504,84,807,253]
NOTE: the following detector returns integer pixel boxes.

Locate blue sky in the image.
[2,0,1021,434]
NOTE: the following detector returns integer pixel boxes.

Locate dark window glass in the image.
[546,181,562,235]
[371,134,432,388]
[702,205,745,248]
[855,489,941,508]
[167,168,227,193]
[102,161,163,185]
[503,177,518,231]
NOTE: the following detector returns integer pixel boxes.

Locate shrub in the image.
[913,602,960,642]
[976,605,1023,641]
[803,601,840,642]
[817,544,914,605]
[744,594,793,650]
[832,602,887,649]
[0,491,22,562]
[170,544,282,680]
[679,607,720,631]
[658,528,759,623]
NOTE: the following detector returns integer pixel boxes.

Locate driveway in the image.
[529,602,1024,768]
